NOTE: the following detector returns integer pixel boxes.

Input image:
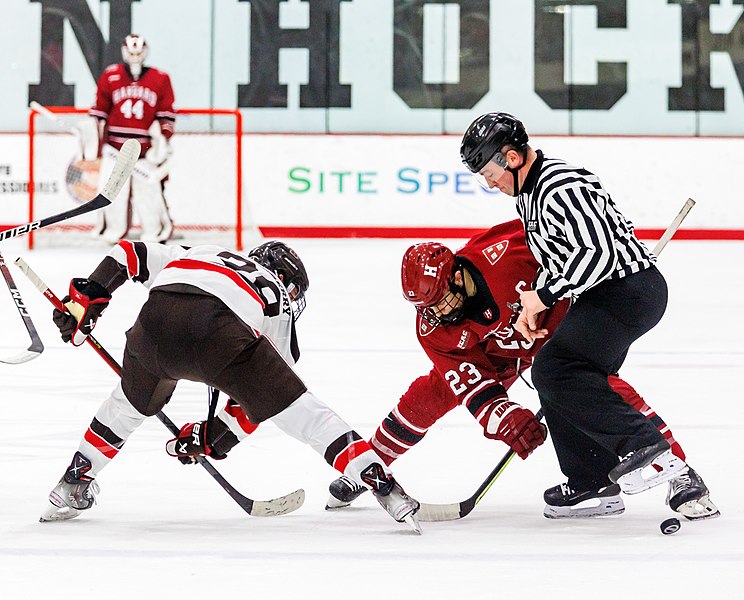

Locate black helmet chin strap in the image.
[506,148,527,196]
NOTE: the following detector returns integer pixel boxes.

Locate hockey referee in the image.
[459,112,692,513]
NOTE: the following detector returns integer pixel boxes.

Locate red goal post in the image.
[27,106,244,250]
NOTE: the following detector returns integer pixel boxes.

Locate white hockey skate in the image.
[543,482,625,519]
[325,475,367,510]
[609,440,688,495]
[361,463,422,534]
[667,466,720,521]
[40,451,100,522]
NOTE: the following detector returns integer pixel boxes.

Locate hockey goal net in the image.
[27,106,245,250]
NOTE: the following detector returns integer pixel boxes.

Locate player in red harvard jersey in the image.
[40,240,420,531]
[322,219,718,522]
[89,34,176,244]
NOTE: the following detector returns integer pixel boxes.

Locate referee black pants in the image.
[531,266,669,490]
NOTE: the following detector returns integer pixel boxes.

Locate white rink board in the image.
[2,134,743,233]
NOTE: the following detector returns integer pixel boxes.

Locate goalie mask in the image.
[249,241,310,320]
[121,34,148,80]
[401,242,465,327]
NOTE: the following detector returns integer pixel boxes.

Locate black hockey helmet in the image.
[249,241,310,320]
[460,112,529,173]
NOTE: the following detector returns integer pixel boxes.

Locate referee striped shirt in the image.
[516,150,654,307]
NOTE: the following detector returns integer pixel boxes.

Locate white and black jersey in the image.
[516,150,655,307]
[92,241,300,365]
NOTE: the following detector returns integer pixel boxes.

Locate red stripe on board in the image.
[83,429,119,459]
[333,439,373,474]
[164,258,265,308]
[118,240,140,278]
[257,226,744,241]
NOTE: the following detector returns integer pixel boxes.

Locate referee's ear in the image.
[504,147,523,169]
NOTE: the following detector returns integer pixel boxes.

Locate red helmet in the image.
[401,242,456,307]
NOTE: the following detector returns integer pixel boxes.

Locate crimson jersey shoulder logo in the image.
[482,240,509,266]
[418,315,436,337]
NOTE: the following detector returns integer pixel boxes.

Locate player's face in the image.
[429,289,465,320]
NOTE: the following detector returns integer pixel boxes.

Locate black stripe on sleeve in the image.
[466,384,508,418]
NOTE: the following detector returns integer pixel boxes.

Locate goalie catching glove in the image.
[479,398,546,459]
[165,421,227,464]
[52,278,111,346]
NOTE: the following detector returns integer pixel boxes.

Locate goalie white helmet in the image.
[121,34,148,80]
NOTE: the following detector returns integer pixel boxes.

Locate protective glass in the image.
[286,282,306,320]
[472,153,508,191]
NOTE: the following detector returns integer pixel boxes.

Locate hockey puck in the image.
[660,517,681,535]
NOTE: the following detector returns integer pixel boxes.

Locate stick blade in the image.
[100,139,141,202]
[0,348,43,364]
[417,502,463,522]
[249,489,306,517]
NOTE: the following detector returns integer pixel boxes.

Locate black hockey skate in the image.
[608,439,687,494]
[325,475,367,509]
[543,482,625,519]
[40,451,101,522]
[361,463,422,533]
[667,466,720,521]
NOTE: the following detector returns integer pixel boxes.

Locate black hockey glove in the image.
[52,278,111,346]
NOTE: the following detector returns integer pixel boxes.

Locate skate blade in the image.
[676,497,721,521]
[325,495,352,510]
[618,454,688,495]
[404,512,423,534]
[39,503,81,523]
[544,497,625,519]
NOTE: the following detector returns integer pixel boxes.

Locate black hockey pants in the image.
[121,289,307,423]
[531,266,669,490]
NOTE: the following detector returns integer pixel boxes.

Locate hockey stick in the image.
[652,197,695,256]
[417,409,544,522]
[0,138,139,242]
[0,251,44,363]
[14,258,305,518]
[418,198,697,522]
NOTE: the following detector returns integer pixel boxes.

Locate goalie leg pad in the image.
[92,146,131,243]
[131,167,173,243]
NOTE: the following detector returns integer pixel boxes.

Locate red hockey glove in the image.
[165,421,226,465]
[480,399,546,459]
[52,278,111,346]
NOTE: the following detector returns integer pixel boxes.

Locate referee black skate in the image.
[459,112,719,521]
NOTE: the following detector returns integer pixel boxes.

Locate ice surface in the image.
[0,238,741,599]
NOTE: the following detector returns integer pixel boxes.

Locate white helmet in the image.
[121,34,148,79]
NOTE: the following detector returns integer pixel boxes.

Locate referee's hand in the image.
[515,290,548,344]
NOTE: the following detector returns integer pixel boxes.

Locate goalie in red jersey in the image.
[323,219,718,521]
[88,34,176,244]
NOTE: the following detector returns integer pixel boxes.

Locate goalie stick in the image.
[0,138,140,242]
[417,198,697,522]
[14,257,305,518]
[0,251,44,363]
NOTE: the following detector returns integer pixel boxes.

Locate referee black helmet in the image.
[460,112,529,173]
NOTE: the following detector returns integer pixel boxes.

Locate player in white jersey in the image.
[40,240,420,530]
